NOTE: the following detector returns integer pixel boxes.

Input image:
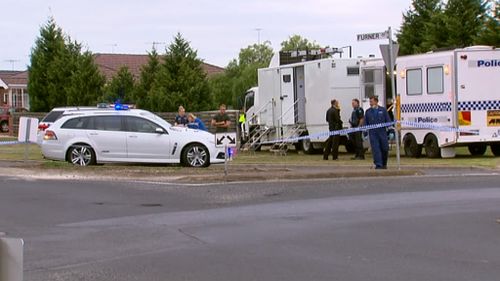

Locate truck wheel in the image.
[491,143,500,157]
[424,134,440,158]
[404,134,422,158]
[468,144,487,156]
[301,138,315,154]
[0,121,8,132]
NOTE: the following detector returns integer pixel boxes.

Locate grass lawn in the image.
[0,140,498,169]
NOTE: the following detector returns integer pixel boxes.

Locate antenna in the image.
[4,59,20,70]
[145,41,166,50]
[254,28,262,45]
[106,43,118,53]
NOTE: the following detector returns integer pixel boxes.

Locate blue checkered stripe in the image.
[401,102,452,113]
[458,100,500,111]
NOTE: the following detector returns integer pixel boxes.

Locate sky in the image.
[1,0,413,71]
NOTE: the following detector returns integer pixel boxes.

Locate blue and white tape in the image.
[0,141,30,146]
[260,121,479,145]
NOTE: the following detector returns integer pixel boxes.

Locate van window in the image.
[406,69,422,95]
[282,74,291,83]
[90,116,123,131]
[244,92,255,111]
[61,117,90,129]
[427,66,444,94]
[347,66,360,76]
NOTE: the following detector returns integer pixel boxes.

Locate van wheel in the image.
[67,145,96,166]
[301,138,315,154]
[468,144,487,156]
[404,134,422,158]
[491,143,500,157]
[424,134,440,158]
[0,121,8,132]
[182,143,210,167]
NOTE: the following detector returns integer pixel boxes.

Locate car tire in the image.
[468,143,487,156]
[67,144,96,166]
[0,121,8,133]
[182,143,210,167]
[491,143,500,157]
[404,134,422,158]
[424,134,440,158]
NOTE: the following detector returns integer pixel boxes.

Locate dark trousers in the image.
[324,135,340,159]
[351,131,364,158]
[369,129,389,168]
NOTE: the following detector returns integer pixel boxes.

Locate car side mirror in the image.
[155,127,166,134]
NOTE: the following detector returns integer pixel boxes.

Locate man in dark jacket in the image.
[324,99,342,160]
[349,98,365,160]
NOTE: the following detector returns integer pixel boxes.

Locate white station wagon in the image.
[41,107,225,167]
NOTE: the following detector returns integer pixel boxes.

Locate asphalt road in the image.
[1,172,500,281]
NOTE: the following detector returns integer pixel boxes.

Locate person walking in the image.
[323,99,342,160]
[349,98,365,160]
[364,96,392,169]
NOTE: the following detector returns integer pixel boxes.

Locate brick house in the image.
[0,71,29,110]
[93,53,225,81]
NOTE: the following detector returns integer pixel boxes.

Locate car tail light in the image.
[38,123,49,131]
[43,130,58,140]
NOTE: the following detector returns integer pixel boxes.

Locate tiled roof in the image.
[93,53,225,81]
[0,71,28,87]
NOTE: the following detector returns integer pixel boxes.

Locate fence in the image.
[9,110,240,137]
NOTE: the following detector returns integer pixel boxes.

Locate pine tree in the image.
[397,0,442,55]
[103,66,135,103]
[157,33,212,112]
[66,49,105,106]
[476,1,500,46]
[28,18,68,111]
[134,48,162,109]
[444,0,488,48]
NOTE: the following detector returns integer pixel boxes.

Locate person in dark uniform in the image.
[364,96,392,169]
[349,98,365,160]
[323,99,342,160]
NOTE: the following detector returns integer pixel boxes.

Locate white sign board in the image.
[0,237,24,281]
[215,132,237,148]
[18,117,38,143]
[357,31,389,41]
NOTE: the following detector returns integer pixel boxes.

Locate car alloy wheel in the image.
[68,145,95,166]
[184,144,209,167]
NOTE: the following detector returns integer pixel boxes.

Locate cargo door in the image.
[455,48,500,143]
[280,68,295,125]
[294,66,306,124]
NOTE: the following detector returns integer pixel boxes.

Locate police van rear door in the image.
[455,47,500,143]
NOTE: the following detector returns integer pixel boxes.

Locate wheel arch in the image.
[180,141,211,166]
[65,142,95,162]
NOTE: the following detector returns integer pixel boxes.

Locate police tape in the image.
[259,121,479,145]
[0,141,26,146]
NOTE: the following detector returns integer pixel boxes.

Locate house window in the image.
[427,66,444,94]
[406,69,422,95]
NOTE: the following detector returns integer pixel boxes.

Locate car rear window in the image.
[42,110,65,122]
[61,117,90,129]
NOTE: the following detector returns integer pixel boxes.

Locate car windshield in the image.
[140,111,172,129]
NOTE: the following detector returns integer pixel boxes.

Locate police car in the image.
[40,105,225,167]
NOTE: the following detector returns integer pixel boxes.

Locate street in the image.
[1,173,500,281]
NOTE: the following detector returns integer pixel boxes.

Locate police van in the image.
[396,46,500,158]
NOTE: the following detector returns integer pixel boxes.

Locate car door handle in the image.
[89,133,98,136]
[129,135,138,138]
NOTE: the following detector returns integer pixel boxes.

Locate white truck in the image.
[241,50,362,153]
[396,46,500,158]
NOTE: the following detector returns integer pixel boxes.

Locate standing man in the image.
[324,99,342,160]
[349,98,365,160]
[364,96,392,169]
[211,104,231,133]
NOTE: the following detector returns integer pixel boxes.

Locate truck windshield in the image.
[244,92,254,112]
